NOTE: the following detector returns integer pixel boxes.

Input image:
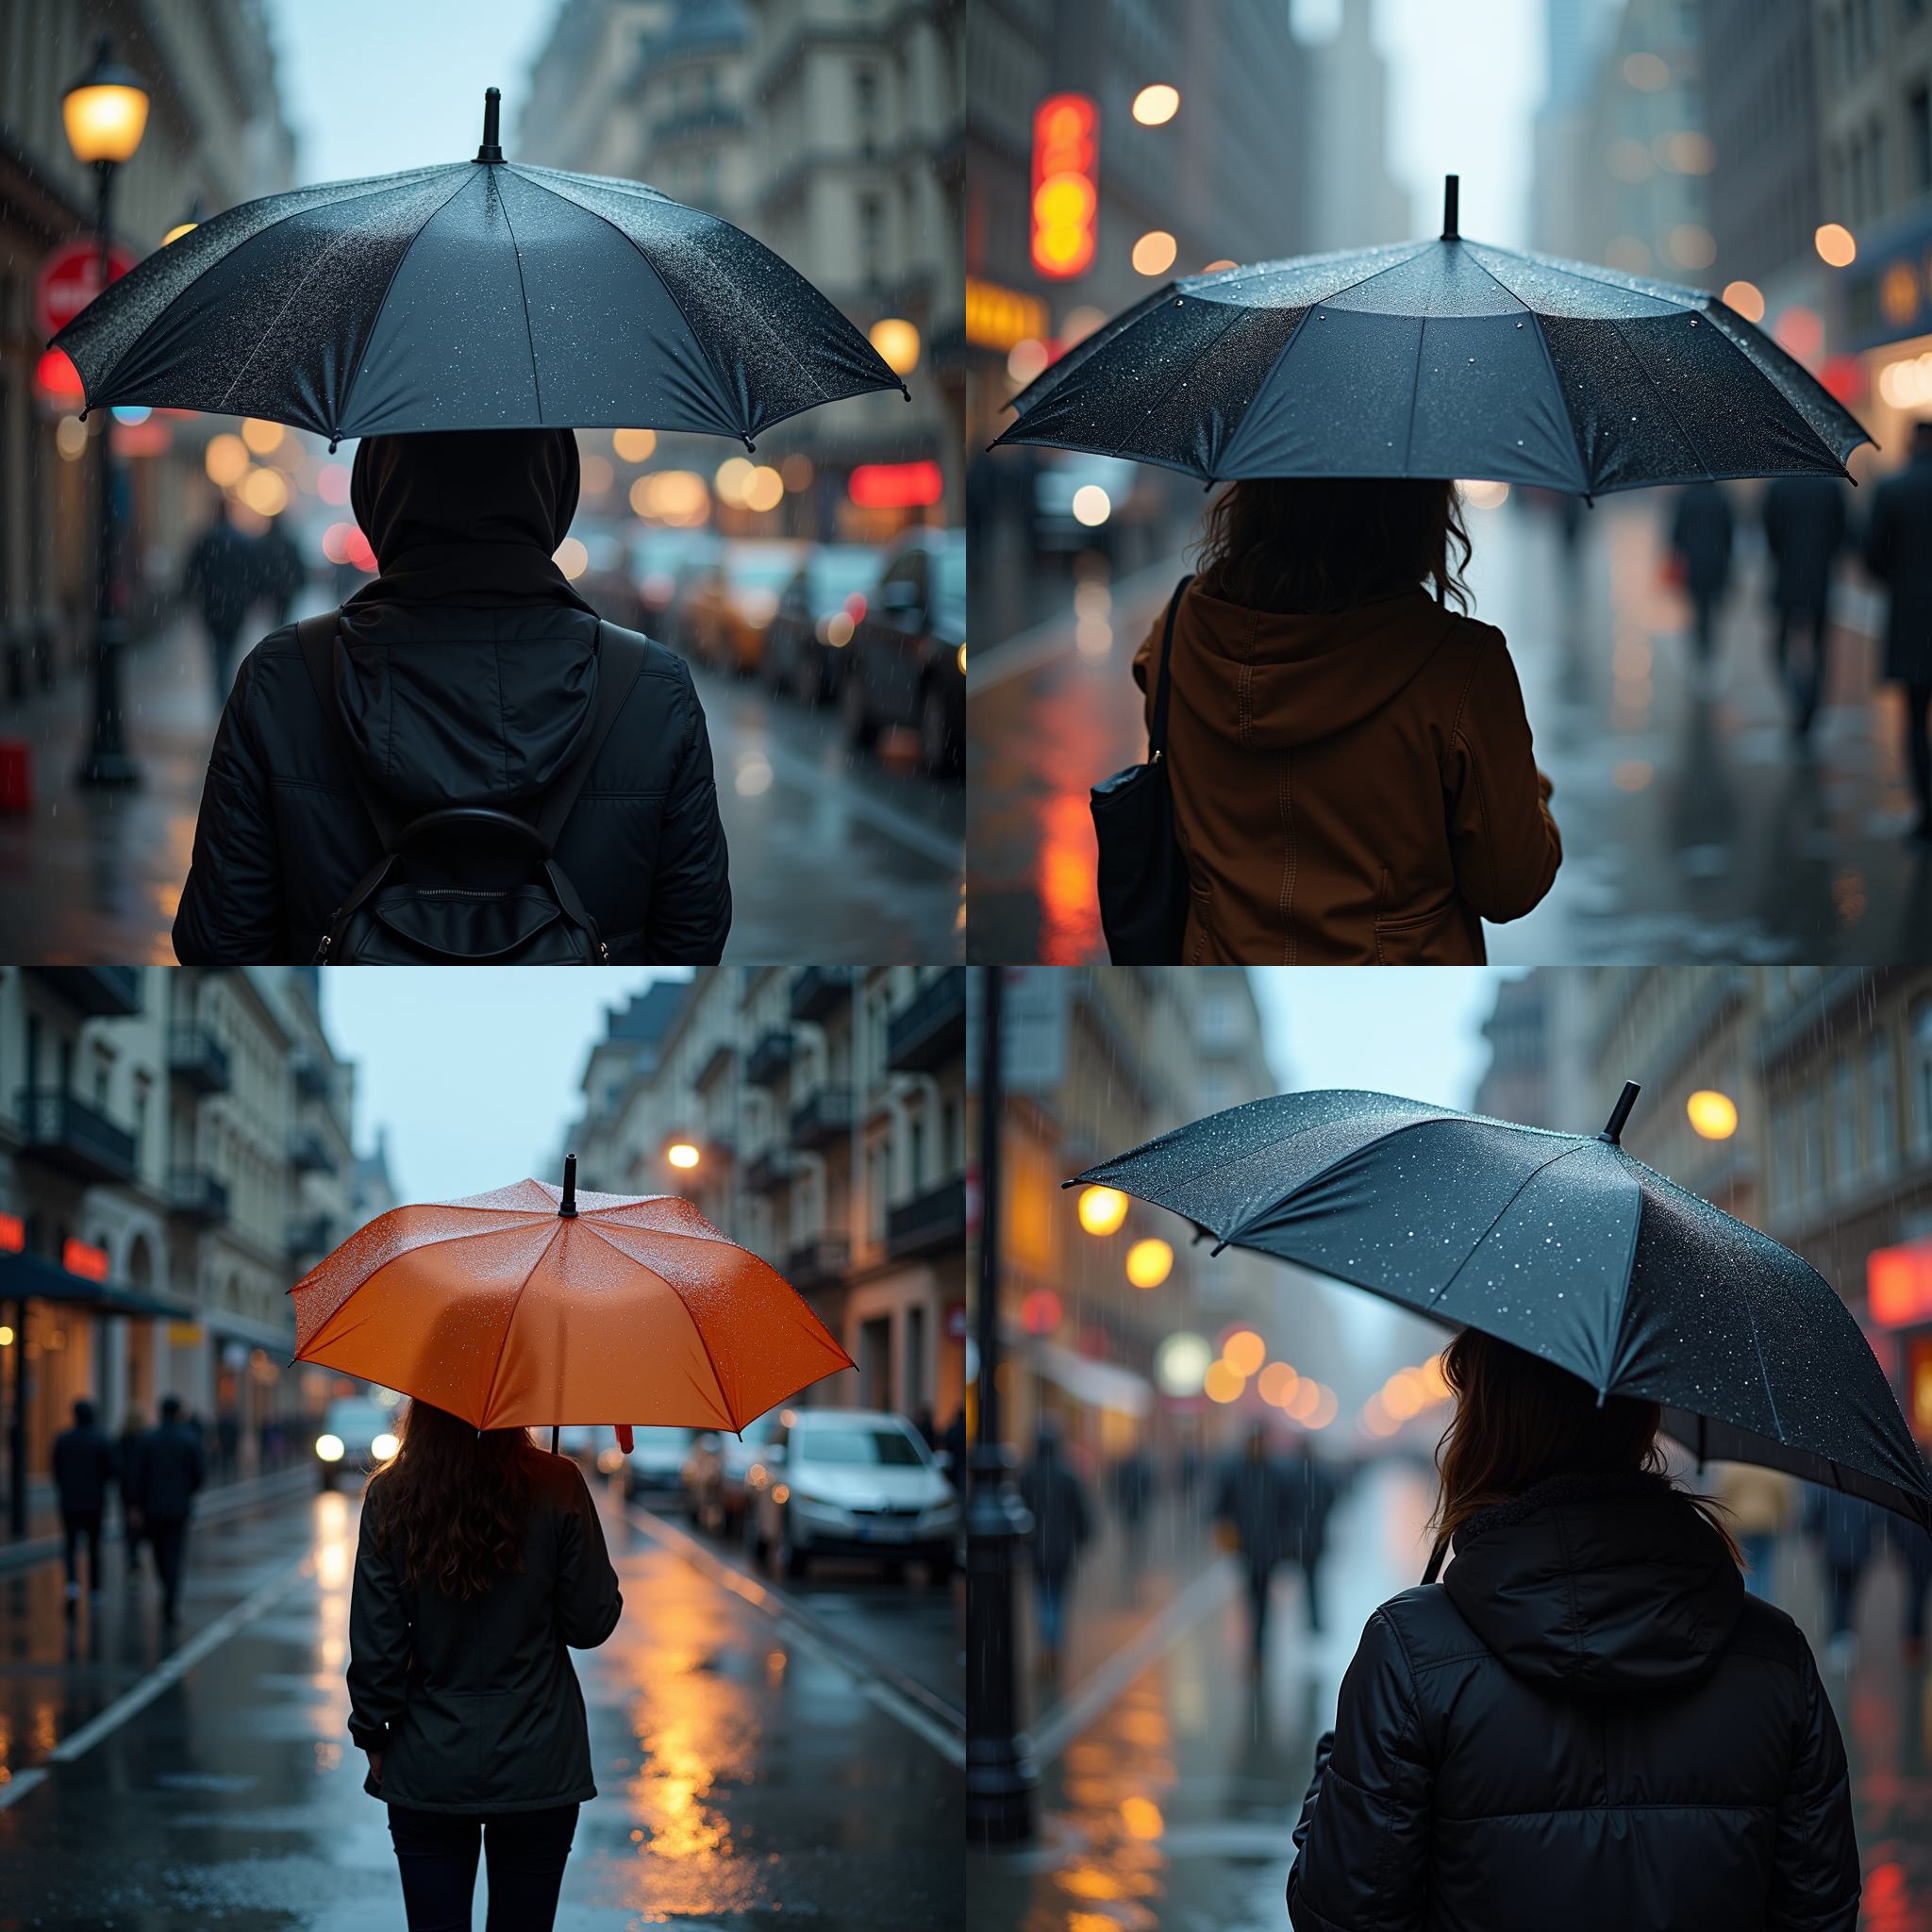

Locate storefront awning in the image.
[0,1250,193,1321]
[1027,1339,1154,1417]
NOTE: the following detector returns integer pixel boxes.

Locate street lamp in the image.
[62,36,149,789]
[666,1141,701,1170]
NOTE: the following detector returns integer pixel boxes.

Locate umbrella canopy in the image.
[291,1158,852,1432]
[996,175,1869,497]
[52,88,905,448]
[1071,1081,1932,1536]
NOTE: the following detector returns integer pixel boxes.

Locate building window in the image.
[1911,999,1932,1149]
[1869,1033,1897,1176]
[1910,81,1932,193]
[1833,1057,1859,1191]
[858,192,884,284]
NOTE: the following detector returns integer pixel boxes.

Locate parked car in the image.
[633,529,721,640]
[841,529,966,776]
[312,1396,397,1491]
[623,1425,695,1506]
[762,545,878,705]
[1032,453,1138,554]
[684,1408,785,1534]
[682,541,807,676]
[744,1408,958,1581]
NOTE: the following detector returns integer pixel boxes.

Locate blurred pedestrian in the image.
[181,495,258,700]
[172,429,732,967]
[252,516,307,628]
[1287,1329,1858,1932]
[349,1401,621,1932]
[1717,1460,1796,1602]
[130,1395,206,1628]
[1864,417,1932,841]
[51,1399,114,1609]
[1897,1519,1932,1668]
[1214,1424,1297,1668]
[1669,481,1735,685]
[1111,1444,1155,1565]
[216,1407,240,1483]
[1804,1484,1878,1671]
[939,1405,967,1483]
[1129,478,1559,963]
[117,1404,146,1576]
[1175,1438,1203,1507]
[1019,1417,1091,1676]
[1761,475,1849,740]
[911,1403,939,1452]
[1283,1435,1337,1634]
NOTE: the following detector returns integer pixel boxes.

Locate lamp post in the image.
[966,965,1038,1844]
[61,36,149,789]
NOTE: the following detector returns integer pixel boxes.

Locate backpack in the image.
[294,610,647,964]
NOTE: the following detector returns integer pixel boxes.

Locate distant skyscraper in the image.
[1299,0,1413,251]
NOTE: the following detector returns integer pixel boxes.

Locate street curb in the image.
[0,1465,314,1577]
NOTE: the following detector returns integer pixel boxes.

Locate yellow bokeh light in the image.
[1131,229,1178,276]
[62,81,149,165]
[1257,1360,1298,1408]
[715,456,755,507]
[553,537,589,579]
[1721,279,1765,323]
[204,433,249,488]
[1203,1359,1244,1404]
[161,220,196,246]
[742,464,785,513]
[868,316,922,375]
[1120,1794,1165,1838]
[612,427,658,462]
[1815,223,1857,268]
[239,466,289,516]
[1131,84,1179,126]
[241,417,285,455]
[1124,1238,1173,1290]
[1686,1090,1739,1141]
[667,1141,701,1170]
[1223,1329,1266,1378]
[1077,1186,1129,1236]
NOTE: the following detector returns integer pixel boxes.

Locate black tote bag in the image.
[1091,574,1193,964]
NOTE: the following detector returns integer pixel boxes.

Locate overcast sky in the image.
[1252,968,1521,1111]
[318,969,689,1202]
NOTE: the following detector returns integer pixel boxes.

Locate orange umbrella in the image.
[291,1157,853,1438]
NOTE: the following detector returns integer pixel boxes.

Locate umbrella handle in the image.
[550,1425,558,1455]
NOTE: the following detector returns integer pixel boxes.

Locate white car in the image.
[623,1426,694,1506]
[312,1397,397,1491]
[745,1408,957,1581]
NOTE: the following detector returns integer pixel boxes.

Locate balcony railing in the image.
[791,1083,855,1148]
[288,1214,336,1260]
[289,1130,338,1175]
[25,966,142,1017]
[743,1144,796,1194]
[786,1234,851,1290]
[887,1176,966,1259]
[167,1168,229,1225]
[292,1051,331,1102]
[694,1039,736,1090]
[167,1025,231,1096]
[886,968,965,1074]
[16,1091,138,1185]
[791,965,855,1023]
[744,1026,795,1088]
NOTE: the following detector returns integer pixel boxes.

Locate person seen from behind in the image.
[1134,477,1560,964]
[1019,1415,1091,1677]
[1864,417,1932,842]
[51,1398,115,1609]
[173,428,731,965]
[117,1404,147,1577]
[1760,474,1848,741]
[1670,479,1735,688]
[349,1400,621,1932]
[182,494,259,701]
[1287,1328,1859,1932]
[130,1394,206,1628]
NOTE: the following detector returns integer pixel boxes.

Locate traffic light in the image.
[1031,92,1097,280]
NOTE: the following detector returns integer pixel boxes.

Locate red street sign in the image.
[1869,1238,1932,1328]
[34,239,136,341]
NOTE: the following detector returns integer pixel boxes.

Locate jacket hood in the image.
[1443,1472,1743,1693]
[1172,583,1457,749]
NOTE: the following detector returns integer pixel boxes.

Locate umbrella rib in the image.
[1114,303,1253,479]
[1467,240,1702,311]
[477,1220,564,1430]
[1678,308,1860,475]
[329,168,486,437]
[491,170,546,422]
[81,166,459,408]
[1418,1141,1591,1310]
[579,1221,736,1428]
[1401,313,1428,473]
[1604,317,1717,484]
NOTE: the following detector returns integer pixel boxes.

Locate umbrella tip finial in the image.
[476,85,504,164]
[1598,1080,1641,1145]
[559,1152,578,1218]
[1441,174,1459,242]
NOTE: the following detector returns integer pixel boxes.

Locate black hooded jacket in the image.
[1287,1473,1859,1932]
[173,428,730,965]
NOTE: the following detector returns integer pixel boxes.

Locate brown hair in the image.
[1191,475,1473,616]
[368,1400,536,1600]
[1428,1328,1740,1564]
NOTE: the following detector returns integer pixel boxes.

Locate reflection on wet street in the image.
[967,499,1932,963]
[0,601,964,965]
[0,1478,960,1929]
[973,1459,1932,1932]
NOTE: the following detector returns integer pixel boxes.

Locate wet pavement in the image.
[0,600,964,965]
[973,1457,1932,1932]
[966,498,1932,963]
[0,1471,961,1929]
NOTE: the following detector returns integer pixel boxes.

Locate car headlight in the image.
[919,1500,960,1530]
[791,1493,855,1526]
[315,1434,344,1462]
[371,1432,399,1461]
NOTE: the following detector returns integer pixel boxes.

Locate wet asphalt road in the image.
[0,1474,961,1930]
[973,1458,1932,1932]
[0,598,963,965]
[966,496,1932,964]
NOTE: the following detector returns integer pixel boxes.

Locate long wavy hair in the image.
[1191,475,1473,615]
[1428,1328,1740,1564]
[368,1400,536,1601]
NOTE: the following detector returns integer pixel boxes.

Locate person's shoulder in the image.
[602,623,695,693]
[528,1447,593,1505]
[1724,1590,1816,1673]
[1366,1581,1483,1667]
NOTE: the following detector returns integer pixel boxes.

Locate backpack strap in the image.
[1147,573,1194,762]
[532,620,651,855]
[294,610,404,851]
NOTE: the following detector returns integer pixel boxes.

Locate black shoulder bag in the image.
[1091,574,1193,964]
[295,611,647,965]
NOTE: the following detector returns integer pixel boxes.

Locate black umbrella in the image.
[996,176,1869,497]
[1070,1081,1932,1537]
[51,88,905,450]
